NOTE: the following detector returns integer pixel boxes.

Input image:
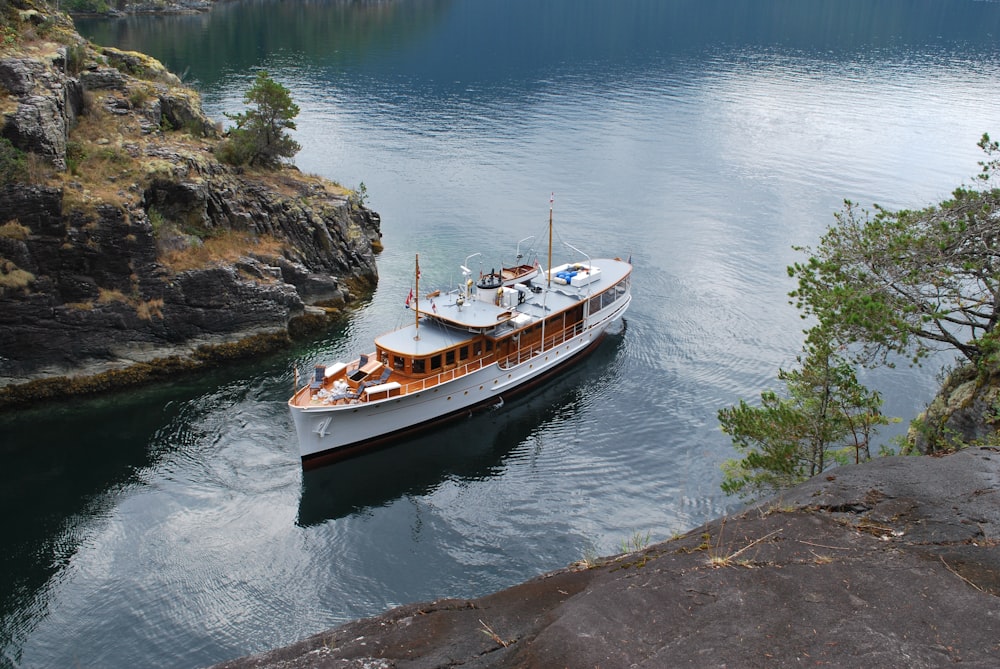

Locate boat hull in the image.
[291,297,628,468]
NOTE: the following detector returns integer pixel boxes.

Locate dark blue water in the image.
[5,1,1000,666]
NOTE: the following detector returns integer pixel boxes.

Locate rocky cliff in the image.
[0,1,381,405]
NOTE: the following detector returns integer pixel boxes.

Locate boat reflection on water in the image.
[296,323,627,526]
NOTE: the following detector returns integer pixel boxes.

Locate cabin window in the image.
[412,358,426,374]
[393,355,405,371]
[459,345,469,361]
[473,341,483,356]
[430,354,442,370]
[380,351,389,366]
[588,295,601,313]
[446,350,456,366]
[485,340,494,353]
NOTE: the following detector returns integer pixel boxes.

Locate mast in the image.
[542,193,553,351]
[547,193,554,288]
[414,253,420,340]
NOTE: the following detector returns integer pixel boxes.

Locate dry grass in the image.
[97,287,129,304]
[254,170,351,200]
[0,221,31,240]
[160,231,285,272]
[0,258,35,289]
[0,87,17,117]
[93,288,163,320]
[136,298,164,320]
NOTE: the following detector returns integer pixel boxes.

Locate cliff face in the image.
[0,2,380,396]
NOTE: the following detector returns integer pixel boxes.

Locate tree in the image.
[218,71,301,168]
[718,327,889,499]
[789,134,1000,367]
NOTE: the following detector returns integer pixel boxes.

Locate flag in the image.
[432,301,437,314]
[405,288,413,308]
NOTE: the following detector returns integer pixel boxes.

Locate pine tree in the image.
[718,327,889,499]
[218,71,301,168]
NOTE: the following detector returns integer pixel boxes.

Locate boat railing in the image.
[347,322,586,403]
[497,321,584,369]
[380,354,498,399]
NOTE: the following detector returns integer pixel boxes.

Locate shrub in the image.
[65,140,86,175]
[65,43,88,75]
[0,138,28,184]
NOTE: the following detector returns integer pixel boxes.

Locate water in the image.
[5,0,1000,666]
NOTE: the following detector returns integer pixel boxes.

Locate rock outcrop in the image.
[907,363,1000,453]
[212,447,1000,669]
[0,2,381,402]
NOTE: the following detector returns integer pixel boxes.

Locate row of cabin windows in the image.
[587,275,630,315]
[380,339,494,377]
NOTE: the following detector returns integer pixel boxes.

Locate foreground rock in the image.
[213,447,1000,668]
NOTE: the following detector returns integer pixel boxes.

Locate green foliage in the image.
[719,327,890,499]
[65,140,86,175]
[0,138,28,184]
[789,134,1000,367]
[62,0,111,14]
[66,42,87,75]
[620,530,652,554]
[147,207,165,236]
[2,23,17,49]
[350,181,368,209]
[217,71,300,168]
[128,87,149,109]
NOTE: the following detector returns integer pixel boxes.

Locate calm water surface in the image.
[5,1,1000,666]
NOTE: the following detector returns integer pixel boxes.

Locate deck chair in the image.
[309,365,325,391]
[349,381,368,400]
[374,367,392,384]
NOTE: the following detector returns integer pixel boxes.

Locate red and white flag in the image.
[405,288,413,308]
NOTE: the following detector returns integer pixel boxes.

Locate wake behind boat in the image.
[288,206,632,468]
